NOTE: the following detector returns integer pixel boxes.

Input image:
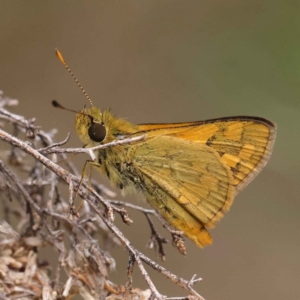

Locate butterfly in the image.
[55,49,276,248]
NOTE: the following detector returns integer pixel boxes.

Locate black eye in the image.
[88,123,106,142]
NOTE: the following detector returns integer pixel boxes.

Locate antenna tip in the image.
[52,100,59,107]
[55,49,65,64]
[52,100,65,109]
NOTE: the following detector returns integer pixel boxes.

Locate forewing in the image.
[132,136,235,247]
[137,116,276,193]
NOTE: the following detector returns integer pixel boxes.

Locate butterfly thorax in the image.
[75,106,142,191]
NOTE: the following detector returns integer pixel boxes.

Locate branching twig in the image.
[109,199,187,255]
[145,213,168,260]
[0,93,205,300]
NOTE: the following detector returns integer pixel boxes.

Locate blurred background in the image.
[0,1,299,299]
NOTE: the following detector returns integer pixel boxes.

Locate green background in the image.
[1,1,299,299]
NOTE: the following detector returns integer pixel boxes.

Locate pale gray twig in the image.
[0,95,205,299]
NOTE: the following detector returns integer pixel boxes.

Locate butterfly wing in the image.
[137,116,276,193]
[132,135,235,247]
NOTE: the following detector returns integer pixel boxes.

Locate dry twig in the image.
[0,92,205,300]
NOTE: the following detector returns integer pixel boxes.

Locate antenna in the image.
[55,49,94,107]
[52,100,94,122]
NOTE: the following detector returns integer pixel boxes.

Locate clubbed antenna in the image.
[55,49,94,107]
[52,100,94,122]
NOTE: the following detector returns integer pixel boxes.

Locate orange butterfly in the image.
[56,50,276,248]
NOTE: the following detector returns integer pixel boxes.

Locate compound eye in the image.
[88,123,106,142]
